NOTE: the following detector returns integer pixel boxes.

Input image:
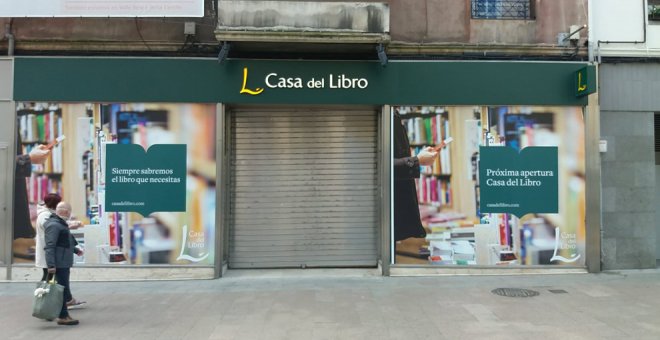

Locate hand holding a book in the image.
[67,220,82,230]
[417,147,439,166]
[431,137,453,151]
[29,145,51,165]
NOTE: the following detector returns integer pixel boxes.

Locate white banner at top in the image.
[0,0,204,17]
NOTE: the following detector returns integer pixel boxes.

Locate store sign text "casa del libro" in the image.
[240,67,369,95]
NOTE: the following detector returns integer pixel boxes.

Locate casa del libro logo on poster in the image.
[239,67,370,95]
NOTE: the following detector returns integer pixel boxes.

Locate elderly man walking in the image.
[44,202,83,326]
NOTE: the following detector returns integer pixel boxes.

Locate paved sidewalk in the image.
[1,270,660,339]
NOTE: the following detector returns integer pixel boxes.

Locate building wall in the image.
[600,64,659,269]
[599,64,660,112]
[391,0,587,45]
[593,0,660,57]
[470,0,588,45]
[1,0,588,53]
[216,1,389,33]
[534,0,589,43]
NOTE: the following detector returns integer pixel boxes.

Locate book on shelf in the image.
[404,114,450,146]
[415,175,452,206]
[429,240,452,253]
[428,240,476,264]
[19,109,64,204]
[27,173,61,204]
[36,115,45,142]
[412,116,438,147]
[19,110,63,174]
[450,227,476,241]
[427,211,466,224]
[397,106,445,116]
[19,110,62,144]
[452,240,475,254]
[453,253,475,262]
[407,122,451,176]
[426,232,451,241]
[429,221,461,233]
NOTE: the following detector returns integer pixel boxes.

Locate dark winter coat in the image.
[14,129,35,239]
[393,113,427,241]
[44,214,77,269]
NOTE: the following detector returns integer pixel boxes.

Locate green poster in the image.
[479,146,558,217]
[105,144,187,216]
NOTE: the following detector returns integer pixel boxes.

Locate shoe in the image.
[66,299,86,309]
[57,316,79,326]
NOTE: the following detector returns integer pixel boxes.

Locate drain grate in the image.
[491,288,540,297]
[549,289,568,294]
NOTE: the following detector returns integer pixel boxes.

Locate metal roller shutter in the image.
[229,108,379,268]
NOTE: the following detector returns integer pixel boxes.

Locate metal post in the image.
[0,58,15,279]
[214,103,227,278]
[380,105,391,276]
[585,70,602,273]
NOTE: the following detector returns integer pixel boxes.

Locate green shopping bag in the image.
[32,277,64,320]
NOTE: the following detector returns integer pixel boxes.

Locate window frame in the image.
[649,0,660,22]
[470,0,536,20]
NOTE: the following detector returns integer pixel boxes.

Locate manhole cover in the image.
[549,289,568,294]
[491,288,539,297]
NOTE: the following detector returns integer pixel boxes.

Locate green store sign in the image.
[105,144,187,216]
[575,66,595,97]
[14,58,596,106]
[479,146,558,217]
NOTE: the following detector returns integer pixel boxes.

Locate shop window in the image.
[392,106,585,267]
[471,0,534,20]
[13,102,217,266]
[650,0,660,22]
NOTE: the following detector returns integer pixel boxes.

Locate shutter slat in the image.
[654,113,660,152]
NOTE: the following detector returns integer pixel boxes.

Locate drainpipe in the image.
[588,0,594,62]
[595,0,647,63]
[4,20,14,56]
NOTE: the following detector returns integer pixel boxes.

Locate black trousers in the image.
[46,268,73,318]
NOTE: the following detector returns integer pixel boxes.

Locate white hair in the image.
[55,202,72,218]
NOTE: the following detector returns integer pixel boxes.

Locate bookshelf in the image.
[17,106,64,204]
[397,106,453,208]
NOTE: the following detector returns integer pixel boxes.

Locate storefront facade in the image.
[1,57,599,280]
